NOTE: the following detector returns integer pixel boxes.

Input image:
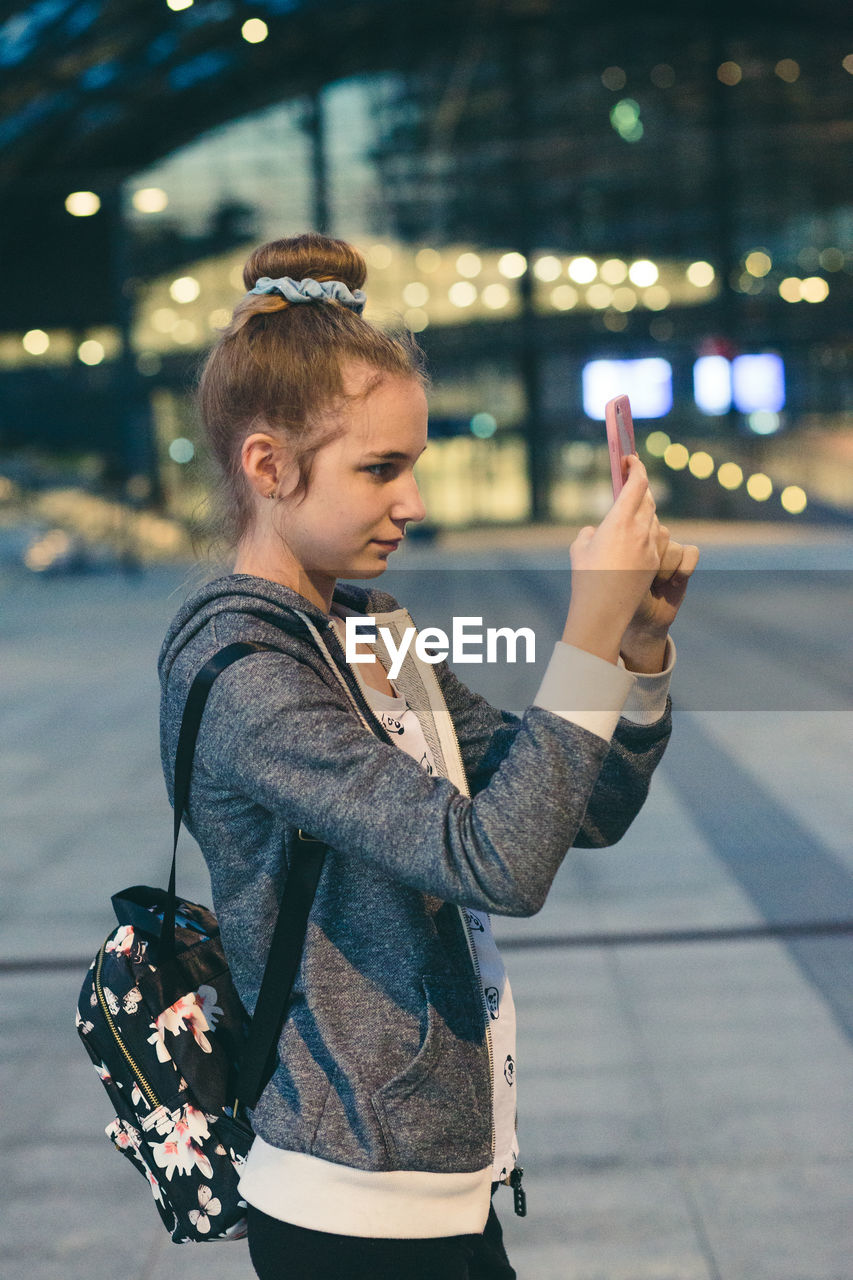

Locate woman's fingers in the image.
[614,455,650,511]
[654,539,701,585]
[671,542,700,582]
[654,531,682,581]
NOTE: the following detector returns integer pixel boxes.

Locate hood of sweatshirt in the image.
[158,572,404,688]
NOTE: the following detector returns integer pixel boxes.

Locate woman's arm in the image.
[191,648,615,918]
[434,650,672,846]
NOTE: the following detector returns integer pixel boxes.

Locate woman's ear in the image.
[240,430,296,500]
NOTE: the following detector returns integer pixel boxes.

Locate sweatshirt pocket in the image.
[370,975,491,1173]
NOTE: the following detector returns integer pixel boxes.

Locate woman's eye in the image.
[365,463,394,478]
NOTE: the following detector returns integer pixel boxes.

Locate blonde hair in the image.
[198,232,426,548]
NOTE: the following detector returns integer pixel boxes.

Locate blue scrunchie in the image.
[249,276,367,315]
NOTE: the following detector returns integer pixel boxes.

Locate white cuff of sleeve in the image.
[618,635,676,725]
[533,642,635,742]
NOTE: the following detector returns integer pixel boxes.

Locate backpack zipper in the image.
[94,943,162,1113]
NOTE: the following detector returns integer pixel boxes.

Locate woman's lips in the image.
[372,539,401,549]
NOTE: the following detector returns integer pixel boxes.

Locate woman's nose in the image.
[392,474,427,525]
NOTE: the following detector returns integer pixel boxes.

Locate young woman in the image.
[158,232,698,1279]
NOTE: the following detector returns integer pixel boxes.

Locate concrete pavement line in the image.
[6,920,853,976]
[663,712,853,1044]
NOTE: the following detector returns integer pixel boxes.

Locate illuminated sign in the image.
[582,358,673,419]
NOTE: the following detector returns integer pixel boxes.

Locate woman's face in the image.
[276,363,429,589]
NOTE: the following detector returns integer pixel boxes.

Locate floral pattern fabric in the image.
[77,901,255,1244]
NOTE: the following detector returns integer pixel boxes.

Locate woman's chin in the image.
[347,564,389,579]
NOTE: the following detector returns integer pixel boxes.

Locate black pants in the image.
[247,1201,517,1280]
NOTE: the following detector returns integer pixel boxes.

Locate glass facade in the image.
[1,3,850,526]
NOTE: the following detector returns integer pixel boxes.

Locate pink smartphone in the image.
[604,394,637,496]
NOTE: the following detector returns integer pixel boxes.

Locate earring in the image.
[267,489,277,501]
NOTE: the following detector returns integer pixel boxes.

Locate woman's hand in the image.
[562,456,665,665]
[620,532,700,671]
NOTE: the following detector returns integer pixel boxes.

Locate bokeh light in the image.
[819,248,844,272]
[456,253,482,278]
[687,261,715,287]
[628,259,658,287]
[745,250,772,277]
[550,285,578,311]
[482,284,511,309]
[498,252,527,278]
[780,485,808,514]
[775,59,800,83]
[568,256,597,284]
[586,284,613,310]
[78,340,105,366]
[367,243,393,268]
[610,98,643,141]
[169,437,195,464]
[241,18,268,43]
[664,443,689,470]
[717,462,744,490]
[645,431,671,457]
[600,258,628,284]
[688,451,715,479]
[747,411,781,435]
[601,66,627,90]
[23,329,50,355]
[611,287,637,312]
[800,276,829,303]
[170,276,201,303]
[717,61,742,85]
[402,282,430,307]
[65,191,100,217]
[448,281,477,307]
[171,319,198,344]
[415,248,441,273]
[470,413,498,438]
[132,187,169,213]
[746,472,773,501]
[152,307,179,333]
[643,285,671,311]
[533,255,562,282]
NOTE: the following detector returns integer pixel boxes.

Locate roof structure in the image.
[1,0,848,190]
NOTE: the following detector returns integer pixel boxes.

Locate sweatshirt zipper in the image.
[509,1165,527,1216]
[458,906,496,1163]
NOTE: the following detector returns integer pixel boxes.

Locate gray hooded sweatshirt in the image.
[158,573,672,1235]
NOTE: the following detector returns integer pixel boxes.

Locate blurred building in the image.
[0,0,850,529]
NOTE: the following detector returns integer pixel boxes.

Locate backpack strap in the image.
[233,827,325,1115]
[164,642,277,959]
[165,640,327,1112]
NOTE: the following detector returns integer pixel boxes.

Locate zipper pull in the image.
[509,1165,527,1217]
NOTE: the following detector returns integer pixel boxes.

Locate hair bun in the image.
[242,232,367,295]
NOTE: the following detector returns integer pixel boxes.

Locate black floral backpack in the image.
[76,641,326,1243]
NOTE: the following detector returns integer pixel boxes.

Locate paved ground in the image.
[2,526,853,1279]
